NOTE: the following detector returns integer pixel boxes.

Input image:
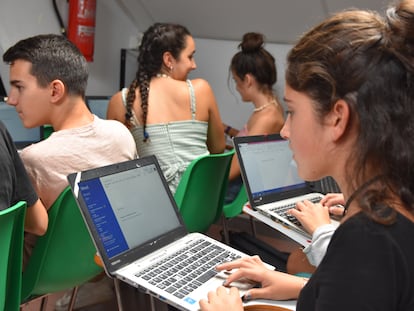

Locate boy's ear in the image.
[328,99,350,141]
[50,79,65,103]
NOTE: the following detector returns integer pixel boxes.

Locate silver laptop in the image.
[233,134,333,239]
[67,155,262,311]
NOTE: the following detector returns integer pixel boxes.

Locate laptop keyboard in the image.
[135,239,241,299]
[269,196,322,226]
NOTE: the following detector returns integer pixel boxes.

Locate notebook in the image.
[233,134,333,238]
[67,155,264,311]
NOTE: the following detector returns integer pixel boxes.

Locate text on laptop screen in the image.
[238,138,305,199]
[0,101,42,148]
[78,163,181,259]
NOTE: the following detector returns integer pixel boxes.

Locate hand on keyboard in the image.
[288,200,330,235]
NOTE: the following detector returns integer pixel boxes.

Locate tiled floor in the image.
[21,214,300,311]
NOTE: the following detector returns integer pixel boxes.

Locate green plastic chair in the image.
[42,124,54,140]
[223,184,248,219]
[174,150,234,233]
[222,184,248,243]
[0,201,26,311]
[21,187,103,309]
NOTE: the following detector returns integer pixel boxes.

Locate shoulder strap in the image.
[186,80,196,120]
[121,87,140,126]
[121,87,128,107]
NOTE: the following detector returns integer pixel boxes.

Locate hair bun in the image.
[239,32,265,53]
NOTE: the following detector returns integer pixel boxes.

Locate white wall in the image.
[192,38,291,130]
[0,0,138,97]
[0,0,291,129]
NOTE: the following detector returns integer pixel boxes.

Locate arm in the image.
[288,200,331,235]
[226,107,285,181]
[228,152,241,180]
[106,91,128,124]
[1,126,49,236]
[194,79,225,153]
[200,255,306,311]
[320,193,345,216]
[302,224,336,266]
[222,123,239,138]
[288,199,337,266]
[25,198,48,235]
[215,256,305,300]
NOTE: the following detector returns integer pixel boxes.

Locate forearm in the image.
[223,123,239,138]
[25,199,48,236]
[303,223,336,266]
[268,272,307,300]
[244,270,307,301]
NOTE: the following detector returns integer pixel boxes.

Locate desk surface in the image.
[244,298,296,310]
[243,204,312,247]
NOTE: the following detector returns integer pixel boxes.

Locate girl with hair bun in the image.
[223,32,285,203]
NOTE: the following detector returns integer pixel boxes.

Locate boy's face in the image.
[7,60,51,128]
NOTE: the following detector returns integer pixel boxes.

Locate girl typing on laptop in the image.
[200,1,414,310]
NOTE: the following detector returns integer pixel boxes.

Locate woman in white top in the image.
[107,23,225,194]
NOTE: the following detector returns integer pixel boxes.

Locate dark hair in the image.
[230,32,277,95]
[286,0,414,223]
[3,34,88,97]
[125,23,191,141]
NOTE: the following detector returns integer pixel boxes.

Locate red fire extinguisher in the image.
[67,0,96,62]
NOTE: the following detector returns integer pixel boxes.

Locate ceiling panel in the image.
[117,0,391,43]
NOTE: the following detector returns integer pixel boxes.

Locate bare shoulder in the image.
[109,91,123,105]
[107,90,126,121]
[188,78,215,106]
[189,78,213,92]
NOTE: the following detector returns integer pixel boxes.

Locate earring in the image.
[170,66,173,73]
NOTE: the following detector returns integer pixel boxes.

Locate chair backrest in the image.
[21,187,102,302]
[223,183,248,219]
[0,201,26,311]
[174,150,234,232]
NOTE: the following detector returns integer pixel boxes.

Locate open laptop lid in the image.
[0,101,43,149]
[67,155,188,277]
[233,134,317,208]
[86,95,111,119]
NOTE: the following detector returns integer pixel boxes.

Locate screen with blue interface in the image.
[78,163,180,259]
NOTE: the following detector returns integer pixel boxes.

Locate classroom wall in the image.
[0,0,291,130]
[192,38,291,130]
[0,0,138,97]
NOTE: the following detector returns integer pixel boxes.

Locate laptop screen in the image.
[0,101,42,148]
[86,96,111,119]
[234,134,308,204]
[72,157,182,263]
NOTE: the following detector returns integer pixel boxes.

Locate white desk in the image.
[242,204,312,247]
[244,298,297,310]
